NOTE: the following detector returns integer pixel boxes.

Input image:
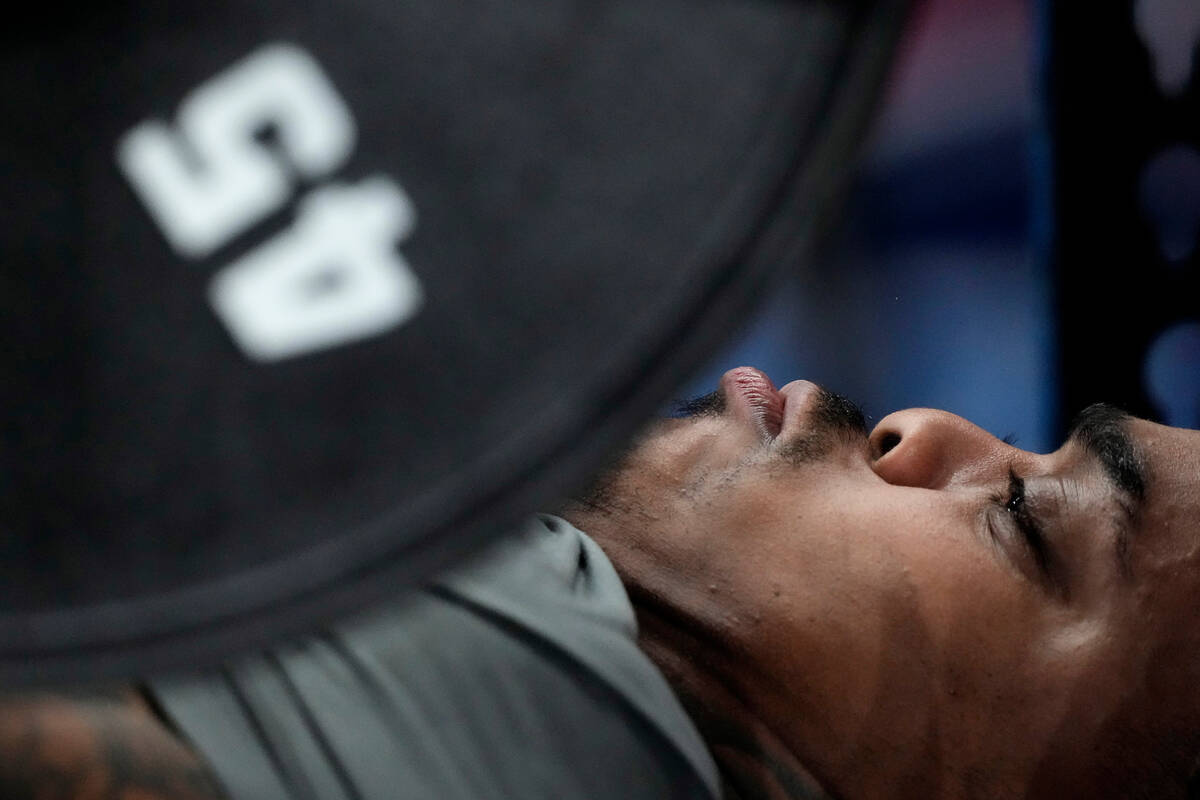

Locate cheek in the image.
[788,487,1057,689]
[870,507,1047,681]
[708,475,1102,770]
[704,470,1054,666]
[855,503,1101,756]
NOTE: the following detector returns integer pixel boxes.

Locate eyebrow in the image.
[1065,403,1148,575]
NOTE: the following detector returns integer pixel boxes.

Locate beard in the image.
[566,382,867,515]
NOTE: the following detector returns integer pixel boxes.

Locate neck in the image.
[628,581,833,800]
[560,501,835,798]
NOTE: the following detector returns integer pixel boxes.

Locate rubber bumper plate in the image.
[0,0,908,682]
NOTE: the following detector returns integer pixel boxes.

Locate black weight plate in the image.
[0,0,907,682]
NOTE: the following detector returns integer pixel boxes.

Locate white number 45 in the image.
[117,43,423,362]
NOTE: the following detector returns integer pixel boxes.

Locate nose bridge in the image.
[870,408,1006,490]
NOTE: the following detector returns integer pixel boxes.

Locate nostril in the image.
[875,431,901,458]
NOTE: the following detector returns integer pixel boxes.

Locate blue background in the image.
[677,0,1199,452]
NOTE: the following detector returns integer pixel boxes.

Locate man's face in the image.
[571,366,1200,798]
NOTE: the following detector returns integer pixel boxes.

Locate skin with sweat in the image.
[565,366,1200,799]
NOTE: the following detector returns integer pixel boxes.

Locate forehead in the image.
[1104,421,1200,753]
[1129,419,1200,503]
[1124,419,1200,570]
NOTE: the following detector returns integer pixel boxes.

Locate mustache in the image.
[675,383,867,465]
[810,386,869,438]
[675,384,866,434]
[573,383,867,514]
[778,386,868,465]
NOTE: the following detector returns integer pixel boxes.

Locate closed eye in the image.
[989,469,1063,596]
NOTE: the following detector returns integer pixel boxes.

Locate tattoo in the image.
[649,653,832,800]
[631,592,834,800]
[0,687,227,800]
[721,761,834,800]
[705,716,835,800]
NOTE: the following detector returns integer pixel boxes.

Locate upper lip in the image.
[777,378,822,442]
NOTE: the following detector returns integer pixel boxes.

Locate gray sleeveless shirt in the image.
[147,515,721,799]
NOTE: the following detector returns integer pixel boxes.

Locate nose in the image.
[869,408,1013,490]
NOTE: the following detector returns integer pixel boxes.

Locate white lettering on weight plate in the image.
[116,43,422,361]
[209,177,422,362]
[117,44,356,259]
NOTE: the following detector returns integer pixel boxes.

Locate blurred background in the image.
[677,0,1200,453]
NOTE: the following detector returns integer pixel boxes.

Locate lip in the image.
[720,366,785,440]
[720,367,823,442]
[777,378,822,441]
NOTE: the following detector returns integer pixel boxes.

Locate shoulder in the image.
[0,687,226,799]
[144,516,721,800]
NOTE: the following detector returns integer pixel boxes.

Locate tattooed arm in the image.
[0,686,227,800]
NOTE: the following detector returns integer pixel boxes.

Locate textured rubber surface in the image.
[0,0,909,682]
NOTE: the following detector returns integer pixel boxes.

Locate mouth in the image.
[720,366,783,440]
[719,366,824,442]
